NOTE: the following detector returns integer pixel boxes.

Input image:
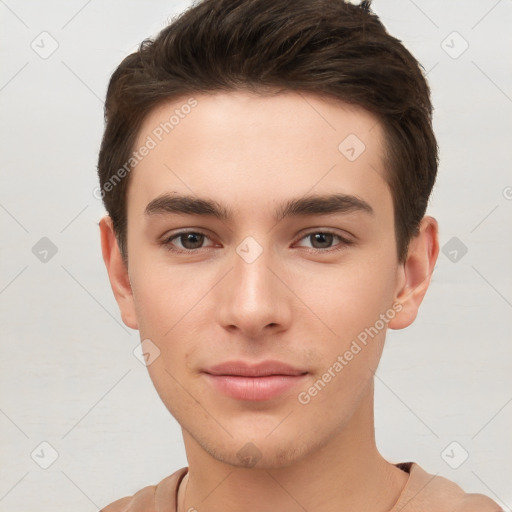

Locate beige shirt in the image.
[100,461,502,512]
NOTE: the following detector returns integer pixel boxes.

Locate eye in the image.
[161,229,354,254]
[295,231,353,252]
[162,231,215,252]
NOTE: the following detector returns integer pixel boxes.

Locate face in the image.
[105,90,423,469]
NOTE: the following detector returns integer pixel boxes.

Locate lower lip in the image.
[204,374,307,401]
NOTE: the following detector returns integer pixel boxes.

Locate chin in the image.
[188,423,321,470]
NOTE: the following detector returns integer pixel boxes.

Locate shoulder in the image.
[452,493,504,512]
[99,484,158,512]
[393,462,503,512]
[99,467,188,512]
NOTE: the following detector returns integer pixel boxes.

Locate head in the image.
[98,0,439,469]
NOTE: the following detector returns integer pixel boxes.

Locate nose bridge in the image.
[233,236,277,309]
[215,235,290,336]
[234,240,273,303]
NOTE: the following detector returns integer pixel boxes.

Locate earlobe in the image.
[388,216,439,330]
[99,215,139,330]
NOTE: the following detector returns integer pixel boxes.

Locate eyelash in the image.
[160,230,354,254]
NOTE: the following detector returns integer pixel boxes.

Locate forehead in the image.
[128,90,390,221]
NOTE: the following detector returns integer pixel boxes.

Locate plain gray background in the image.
[1,0,511,510]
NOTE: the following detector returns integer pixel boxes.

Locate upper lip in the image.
[203,360,307,377]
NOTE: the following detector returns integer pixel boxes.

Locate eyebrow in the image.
[144,192,374,222]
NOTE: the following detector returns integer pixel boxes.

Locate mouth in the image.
[202,360,308,401]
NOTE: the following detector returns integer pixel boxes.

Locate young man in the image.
[97,0,502,510]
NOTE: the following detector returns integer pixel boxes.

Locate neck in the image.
[177,381,408,512]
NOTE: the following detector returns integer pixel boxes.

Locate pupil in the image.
[182,233,203,249]
[312,233,332,248]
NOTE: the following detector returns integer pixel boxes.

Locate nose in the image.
[215,240,293,340]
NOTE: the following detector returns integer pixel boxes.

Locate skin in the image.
[100,90,439,512]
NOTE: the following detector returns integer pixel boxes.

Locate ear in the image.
[99,215,138,330]
[388,215,439,330]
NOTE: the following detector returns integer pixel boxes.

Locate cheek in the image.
[130,260,202,338]
[293,253,397,343]
[131,264,206,384]
[290,251,397,409]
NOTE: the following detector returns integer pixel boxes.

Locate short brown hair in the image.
[97,0,438,265]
